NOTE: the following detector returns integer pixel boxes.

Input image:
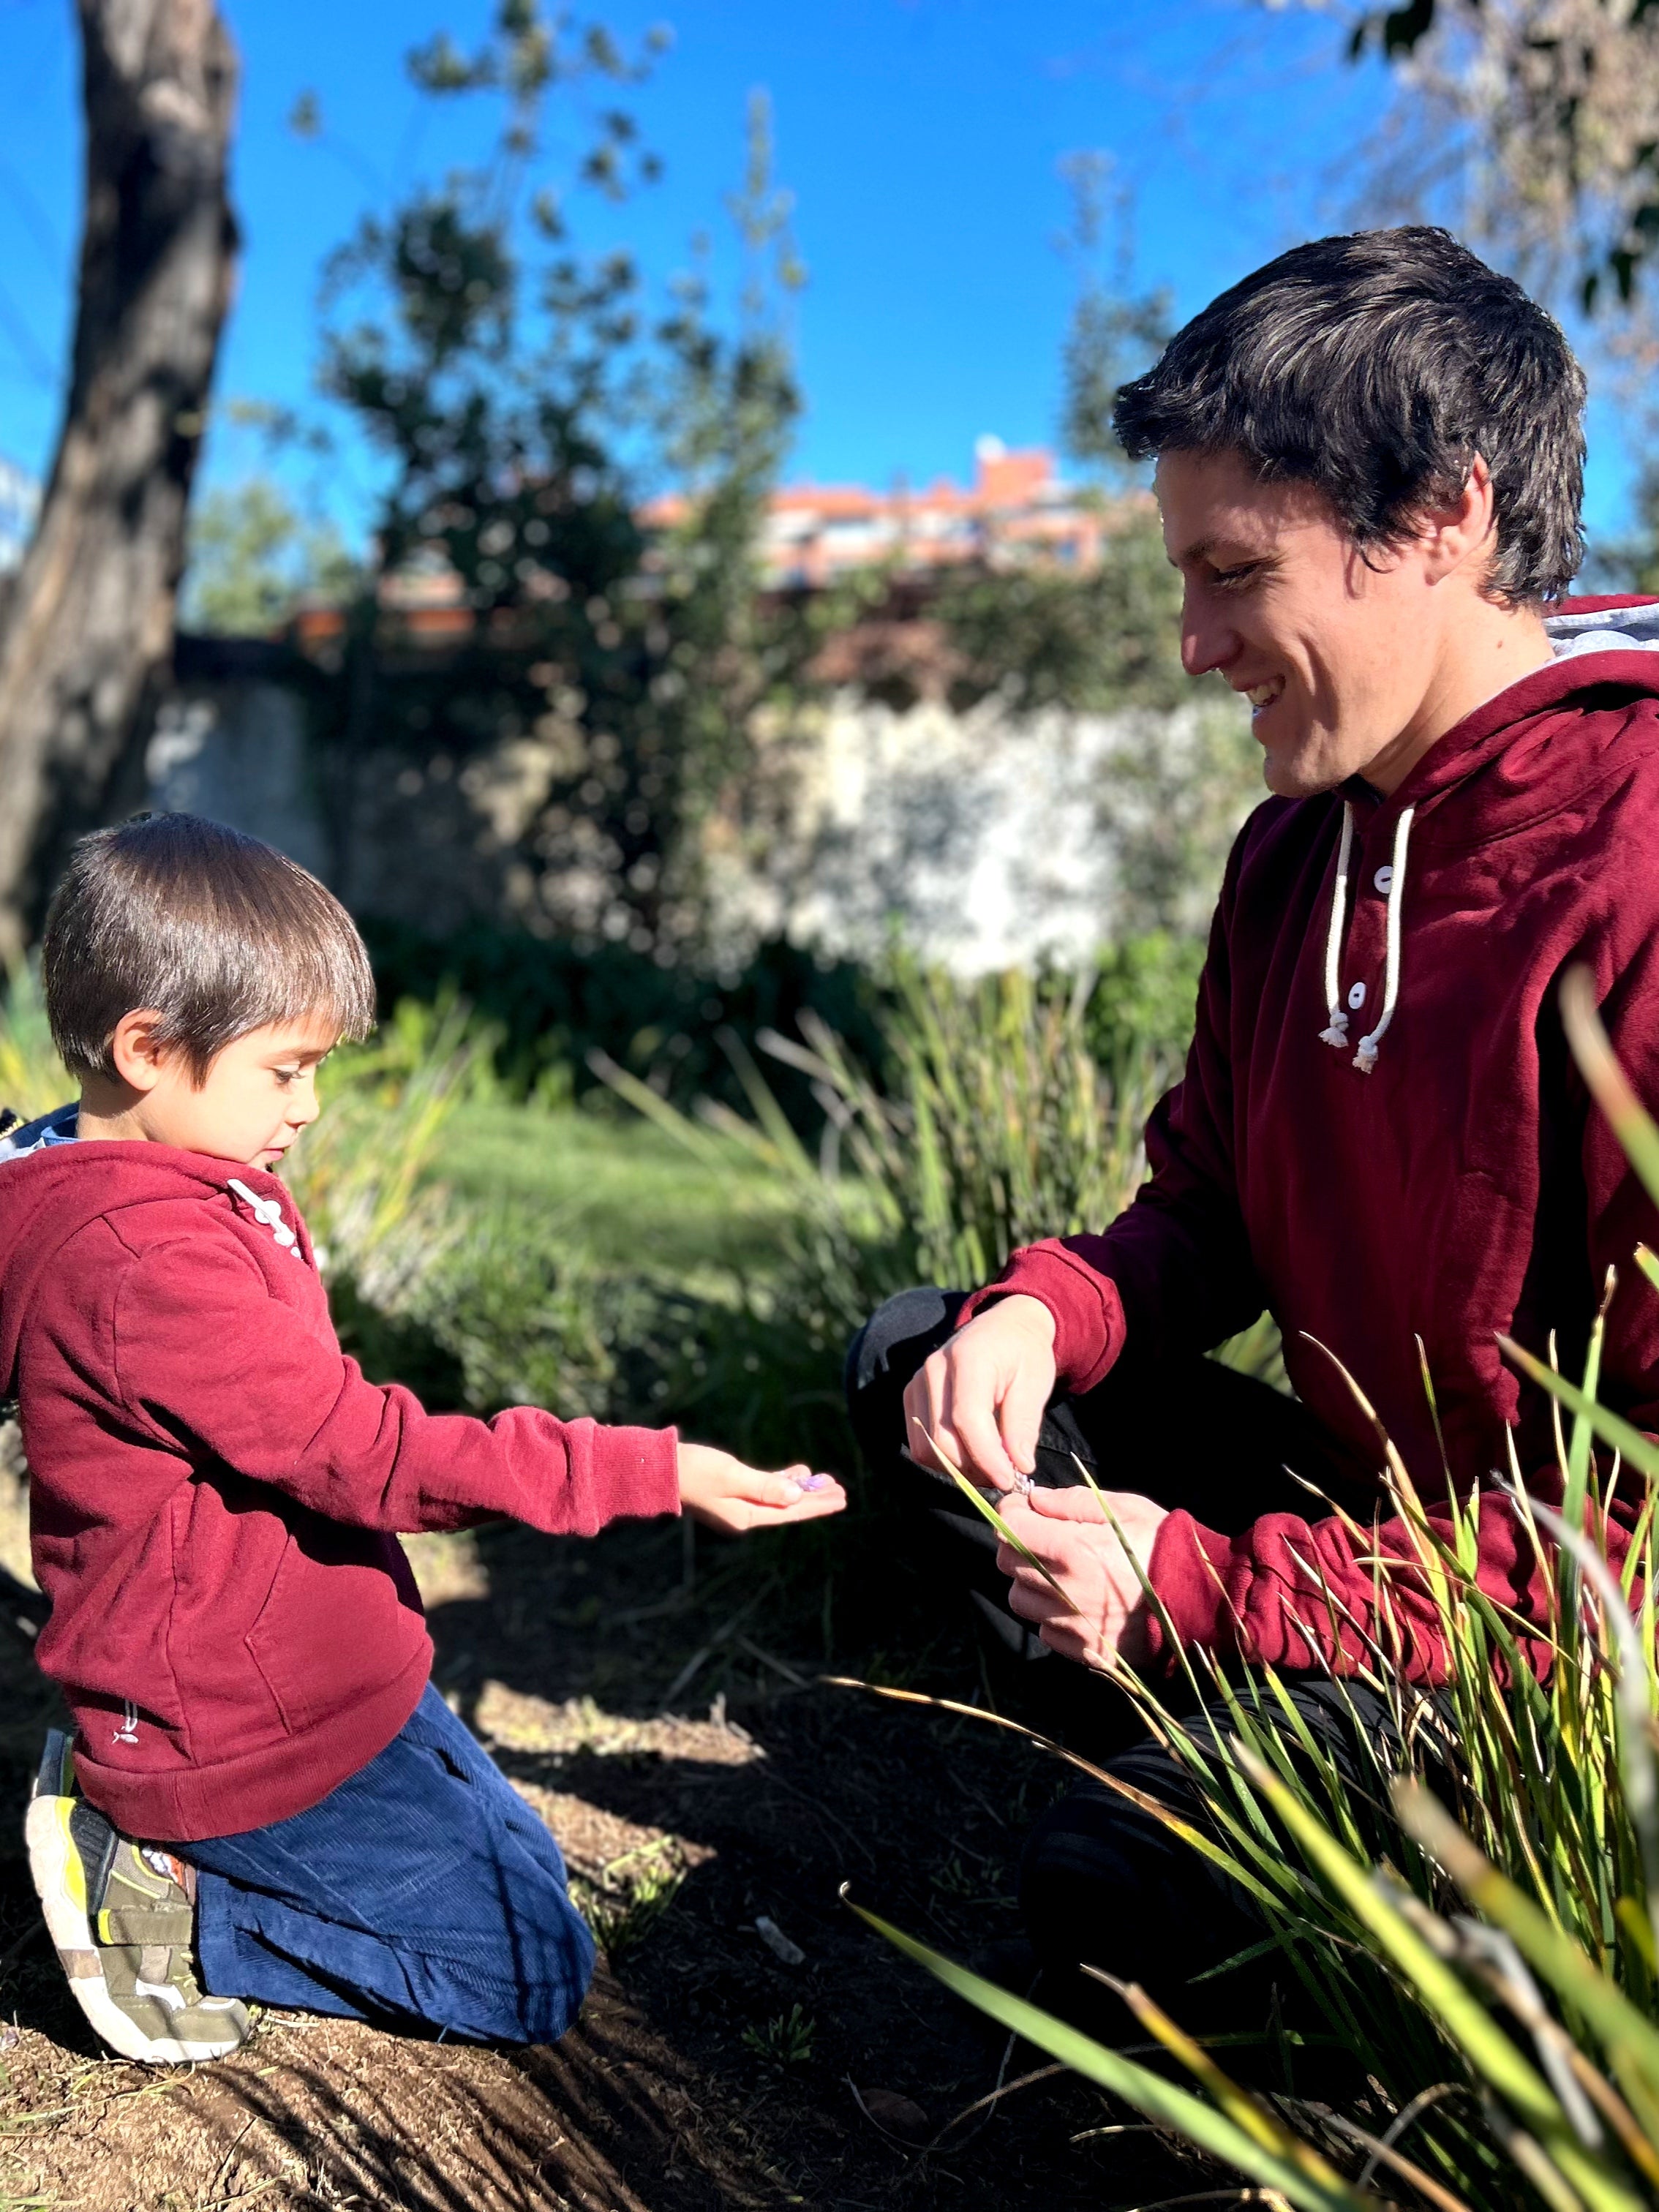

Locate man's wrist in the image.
[996,1293,1057,1348]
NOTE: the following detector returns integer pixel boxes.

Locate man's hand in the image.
[677,1442,847,1535]
[902,1295,1058,1491]
[996,1486,1170,1670]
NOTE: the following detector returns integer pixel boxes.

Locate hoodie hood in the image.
[0,1140,302,1399]
[1385,592,1659,821]
[1299,593,1659,1073]
[0,1102,78,1162]
[1546,595,1659,659]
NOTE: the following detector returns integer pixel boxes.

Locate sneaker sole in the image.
[23,1795,243,2064]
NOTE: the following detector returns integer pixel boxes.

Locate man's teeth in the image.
[1246,682,1282,709]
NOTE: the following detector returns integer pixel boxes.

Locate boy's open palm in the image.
[677,1443,846,1535]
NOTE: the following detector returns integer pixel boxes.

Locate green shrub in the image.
[360,919,893,1121]
[0,966,69,1124]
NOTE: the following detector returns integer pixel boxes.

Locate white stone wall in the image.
[705,689,1259,973]
[144,671,1259,969]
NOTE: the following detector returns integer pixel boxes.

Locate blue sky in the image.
[0,0,1634,547]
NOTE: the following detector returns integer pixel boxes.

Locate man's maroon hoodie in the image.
[963,597,1659,1680]
[0,1143,679,1841]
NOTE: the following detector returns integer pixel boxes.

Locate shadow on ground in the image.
[0,1510,1210,2211]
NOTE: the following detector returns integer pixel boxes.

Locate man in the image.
[847,225,1659,2025]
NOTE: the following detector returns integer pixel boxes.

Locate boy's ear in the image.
[106,1010,173,1095]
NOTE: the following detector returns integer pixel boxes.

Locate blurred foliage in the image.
[1323,0,1659,312]
[597,956,1176,1331]
[1085,932,1206,1076]
[360,918,894,1119]
[361,920,1210,1131]
[929,511,1188,717]
[305,7,813,954]
[0,965,68,1124]
[284,996,500,1300]
[181,479,358,636]
[1590,459,1659,596]
[923,154,1184,721]
[1054,149,1172,481]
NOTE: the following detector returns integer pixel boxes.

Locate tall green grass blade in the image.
[843,1896,1382,2212]
[586,1047,732,1170]
[1397,1784,1659,2171]
[1565,1277,1615,1532]
[1237,1750,1649,2212]
[1498,1341,1659,1484]
[1562,967,1659,1216]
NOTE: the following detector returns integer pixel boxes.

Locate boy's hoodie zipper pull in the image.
[226,1178,304,1258]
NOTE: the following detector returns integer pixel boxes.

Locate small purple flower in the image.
[795,1472,832,1491]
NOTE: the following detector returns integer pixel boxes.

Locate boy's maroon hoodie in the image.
[0,1144,679,1841]
[963,598,1659,1680]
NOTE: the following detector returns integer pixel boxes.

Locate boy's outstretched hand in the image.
[677,1443,847,1535]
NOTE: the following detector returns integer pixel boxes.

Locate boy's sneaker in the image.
[23,1729,250,2063]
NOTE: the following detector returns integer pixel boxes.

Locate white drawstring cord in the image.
[1352,805,1415,1074]
[227,1177,304,1257]
[1317,802,1357,1049]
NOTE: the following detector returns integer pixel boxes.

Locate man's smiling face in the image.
[1156,445,1448,799]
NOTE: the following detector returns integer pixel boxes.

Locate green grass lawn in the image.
[440,1101,809,1282]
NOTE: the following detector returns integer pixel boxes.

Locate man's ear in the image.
[106,1010,173,1095]
[1420,456,1498,587]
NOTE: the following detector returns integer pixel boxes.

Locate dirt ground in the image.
[0,1500,1212,2212]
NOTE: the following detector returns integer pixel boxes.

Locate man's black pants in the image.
[845,1287,1407,2044]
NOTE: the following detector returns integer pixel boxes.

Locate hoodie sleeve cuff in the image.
[957,1238,1128,1393]
[588,1423,682,1522]
[1140,1511,1239,1669]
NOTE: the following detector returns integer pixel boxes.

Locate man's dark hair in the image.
[1113,226,1586,603]
[42,813,377,1084]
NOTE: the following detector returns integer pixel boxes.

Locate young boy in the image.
[0,811,845,2064]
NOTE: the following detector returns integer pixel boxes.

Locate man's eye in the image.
[1212,563,1260,590]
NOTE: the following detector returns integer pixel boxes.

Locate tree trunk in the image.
[0,0,238,961]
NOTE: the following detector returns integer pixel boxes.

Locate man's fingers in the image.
[947,1396,1022,1491]
[1007,1577,1066,1625]
[1026,1483,1129,1524]
[1038,1620,1110,1669]
[997,1360,1050,1479]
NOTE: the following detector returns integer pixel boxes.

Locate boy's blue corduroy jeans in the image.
[183,1684,595,2045]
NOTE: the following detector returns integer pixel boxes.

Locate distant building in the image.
[0,456,40,572]
[644,437,1110,587]
[285,437,1119,655]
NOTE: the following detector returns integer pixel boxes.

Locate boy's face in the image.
[125,1016,341,1169]
[1156,445,1491,799]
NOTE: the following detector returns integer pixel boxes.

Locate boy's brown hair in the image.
[42,813,377,1083]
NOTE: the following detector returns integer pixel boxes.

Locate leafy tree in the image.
[1054,151,1173,481]
[306,4,805,954]
[1318,0,1659,310]
[931,153,1187,717]
[182,479,357,635]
